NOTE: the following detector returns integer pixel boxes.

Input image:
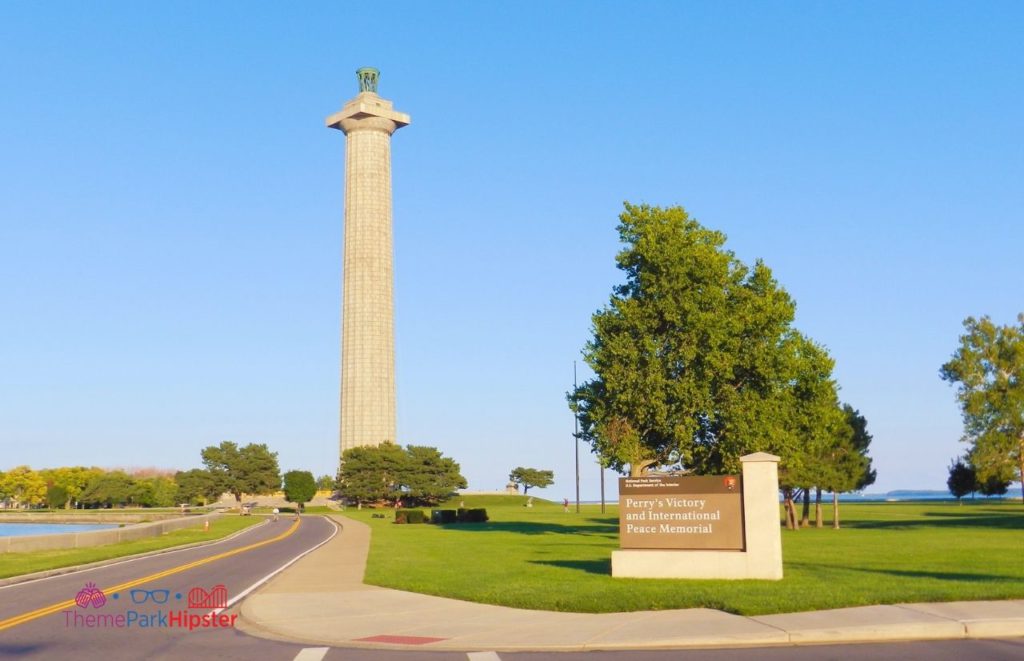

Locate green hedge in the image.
[431,509,457,524]
[457,508,489,523]
[395,509,427,524]
[400,508,489,524]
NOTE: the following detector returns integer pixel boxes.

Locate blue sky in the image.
[1,2,1021,499]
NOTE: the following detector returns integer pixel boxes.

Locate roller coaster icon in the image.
[187,584,228,609]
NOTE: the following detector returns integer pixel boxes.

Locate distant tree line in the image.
[947,456,1011,503]
[0,440,331,511]
[0,466,181,509]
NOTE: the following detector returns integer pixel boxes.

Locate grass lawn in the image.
[0,515,263,579]
[344,495,1024,615]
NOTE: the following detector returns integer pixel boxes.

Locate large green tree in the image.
[200,441,281,504]
[335,442,466,507]
[282,470,317,512]
[508,467,555,494]
[79,471,137,508]
[336,442,409,505]
[402,446,468,505]
[39,466,104,508]
[844,405,877,491]
[134,476,179,507]
[174,468,224,505]
[940,314,1024,502]
[795,404,875,529]
[569,203,838,479]
[776,338,850,529]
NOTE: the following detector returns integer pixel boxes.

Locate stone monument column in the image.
[326,68,410,454]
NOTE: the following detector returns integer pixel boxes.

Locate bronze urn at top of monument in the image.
[325,68,410,134]
[356,67,379,93]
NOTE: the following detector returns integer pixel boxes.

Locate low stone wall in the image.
[0,512,175,525]
[0,512,223,554]
[213,490,336,509]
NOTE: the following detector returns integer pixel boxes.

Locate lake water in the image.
[581,490,1017,505]
[0,522,119,537]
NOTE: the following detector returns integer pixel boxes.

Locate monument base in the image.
[611,548,783,580]
[612,452,784,580]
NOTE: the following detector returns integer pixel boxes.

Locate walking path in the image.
[236,515,1024,651]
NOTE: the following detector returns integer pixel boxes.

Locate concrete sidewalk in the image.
[236,515,1024,652]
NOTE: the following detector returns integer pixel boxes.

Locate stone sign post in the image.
[611,452,783,580]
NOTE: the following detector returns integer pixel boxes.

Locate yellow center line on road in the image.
[0,518,302,632]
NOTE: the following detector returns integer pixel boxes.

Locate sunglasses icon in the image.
[129,589,170,604]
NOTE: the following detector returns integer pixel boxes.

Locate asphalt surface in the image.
[0,516,335,660]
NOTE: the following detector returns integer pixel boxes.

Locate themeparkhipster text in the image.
[63,608,237,631]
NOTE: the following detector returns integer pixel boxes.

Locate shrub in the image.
[458,508,489,523]
[431,509,457,524]
[395,509,426,524]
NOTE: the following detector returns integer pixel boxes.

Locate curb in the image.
[238,604,1024,652]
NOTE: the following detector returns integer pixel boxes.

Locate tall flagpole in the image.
[574,361,580,514]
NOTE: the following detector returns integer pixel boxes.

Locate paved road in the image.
[0,516,335,660]
[208,638,1024,661]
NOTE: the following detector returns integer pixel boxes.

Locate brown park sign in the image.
[619,475,745,550]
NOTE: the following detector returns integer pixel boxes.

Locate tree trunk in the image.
[832,491,840,529]
[1018,445,1024,504]
[629,460,656,477]
[815,487,823,528]
[782,489,798,530]
[800,488,810,528]
[782,489,792,529]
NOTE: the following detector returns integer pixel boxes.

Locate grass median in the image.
[344,496,1024,615]
[0,515,263,579]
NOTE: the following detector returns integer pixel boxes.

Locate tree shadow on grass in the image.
[438,521,618,537]
[788,561,1023,583]
[528,558,611,575]
[845,514,1024,531]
